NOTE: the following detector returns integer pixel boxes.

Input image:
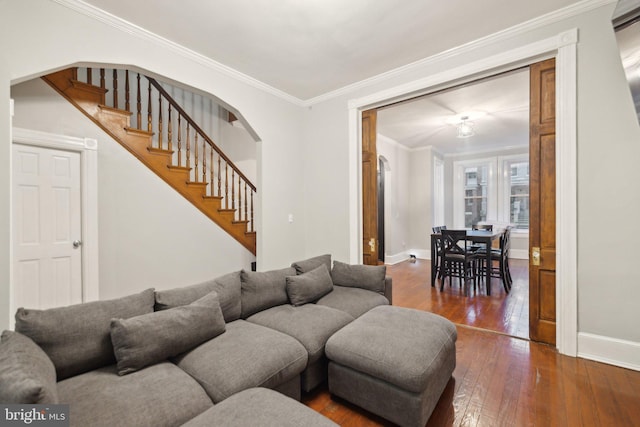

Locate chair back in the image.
[432,225,447,233]
[472,224,493,231]
[441,229,469,257]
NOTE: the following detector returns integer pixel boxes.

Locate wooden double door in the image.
[361,58,557,346]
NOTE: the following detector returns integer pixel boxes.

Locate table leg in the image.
[430,235,436,287]
[485,240,491,295]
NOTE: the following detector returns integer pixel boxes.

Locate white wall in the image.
[0,0,306,329]
[302,3,640,350]
[407,147,433,257]
[376,135,410,263]
[11,79,255,300]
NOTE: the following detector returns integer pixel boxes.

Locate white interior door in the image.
[12,143,83,310]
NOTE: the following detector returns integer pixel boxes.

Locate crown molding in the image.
[50,0,307,106]
[53,0,613,107]
[308,0,614,106]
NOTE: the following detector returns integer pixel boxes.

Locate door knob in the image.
[73,240,82,249]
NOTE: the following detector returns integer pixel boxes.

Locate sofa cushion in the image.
[291,254,332,275]
[173,320,307,403]
[111,291,226,375]
[57,362,212,427]
[0,331,58,404]
[154,271,241,322]
[182,388,338,427]
[317,285,389,318]
[240,267,295,318]
[286,265,334,306]
[15,289,155,380]
[331,261,386,294]
[247,304,353,364]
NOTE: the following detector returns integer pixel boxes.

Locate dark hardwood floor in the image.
[389,258,529,339]
[303,259,640,426]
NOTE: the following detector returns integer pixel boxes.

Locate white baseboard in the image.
[407,248,431,260]
[578,332,640,372]
[385,252,409,265]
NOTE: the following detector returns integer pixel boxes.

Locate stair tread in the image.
[70,79,108,95]
[148,147,174,155]
[203,195,223,200]
[186,181,208,187]
[125,126,153,137]
[233,220,249,224]
[98,104,133,117]
[167,165,191,172]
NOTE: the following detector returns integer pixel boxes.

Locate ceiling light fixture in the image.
[456,116,474,138]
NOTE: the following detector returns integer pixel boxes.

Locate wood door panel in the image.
[529,58,557,346]
[362,110,378,265]
[540,69,556,124]
[540,134,556,249]
[539,270,556,320]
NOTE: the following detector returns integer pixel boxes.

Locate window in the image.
[507,161,529,229]
[453,155,529,232]
[463,165,488,227]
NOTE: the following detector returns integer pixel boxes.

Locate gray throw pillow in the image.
[286,265,334,306]
[291,254,332,275]
[0,331,58,403]
[154,271,241,322]
[240,267,295,318]
[331,261,386,294]
[15,288,155,380]
[111,291,226,375]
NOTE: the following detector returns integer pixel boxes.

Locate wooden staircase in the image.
[42,68,256,254]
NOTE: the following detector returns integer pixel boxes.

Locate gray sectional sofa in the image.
[0,254,392,426]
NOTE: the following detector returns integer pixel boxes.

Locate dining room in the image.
[374,67,534,341]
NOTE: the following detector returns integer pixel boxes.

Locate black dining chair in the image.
[478,226,512,293]
[431,226,447,285]
[440,229,480,295]
[470,223,493,252]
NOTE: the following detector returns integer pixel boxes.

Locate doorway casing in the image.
[347,29,578,356]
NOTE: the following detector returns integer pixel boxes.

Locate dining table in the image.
[430,229,505,295]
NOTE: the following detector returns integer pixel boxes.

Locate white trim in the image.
[51,0,305,106]
[348,30,578,356]
[11,128,100,310]
[407,249,431,260]
[384,252,409,265]
[555,38,578,357]
[319,0,611,106]
[578,333,640,372]
[53,0,611,106]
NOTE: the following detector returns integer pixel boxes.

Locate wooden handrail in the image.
[146,77,256,192]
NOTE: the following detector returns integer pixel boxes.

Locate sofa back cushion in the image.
[154,271,241,322]
[15,288,155,380]
[0,331,58,403]
[291,254,332,275]
[240,267,295,318]
[286,265,334,306]
[111,291,226,375]
[331,261,386,294]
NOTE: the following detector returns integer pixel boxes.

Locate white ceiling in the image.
[377,68,530,153]
[80,0,580,101]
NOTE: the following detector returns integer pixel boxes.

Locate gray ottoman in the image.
[181,387,338,427]
[325,306,457,427]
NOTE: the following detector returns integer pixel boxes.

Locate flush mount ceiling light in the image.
[456,116,474,138]
[445,111,485,138]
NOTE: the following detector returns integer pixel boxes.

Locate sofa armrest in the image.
[384,277,393,305]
